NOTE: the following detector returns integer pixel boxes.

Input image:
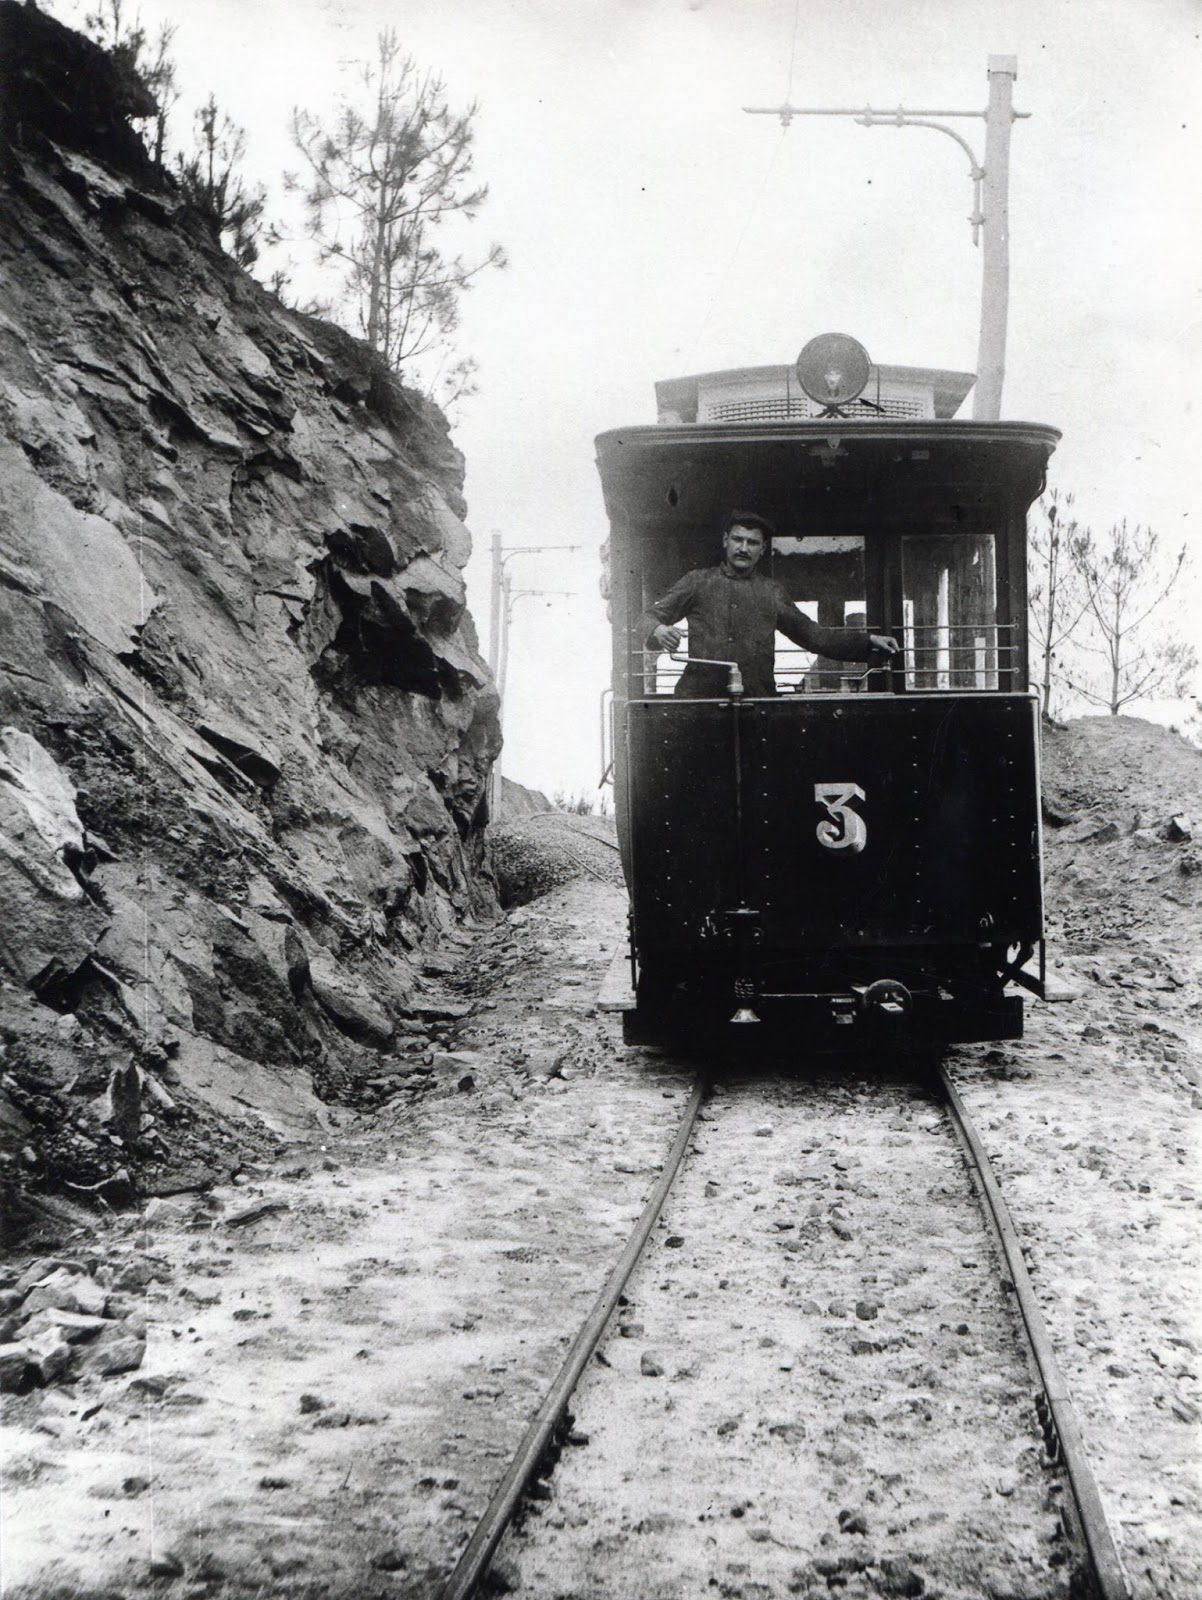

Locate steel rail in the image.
[440,1075,708,1600]
[938,1062,1132,1600]
[526,813,623,852]
[542,840,616,886]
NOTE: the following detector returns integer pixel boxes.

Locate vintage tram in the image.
[598,334,1058,1050]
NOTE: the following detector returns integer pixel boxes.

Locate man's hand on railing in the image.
[649,623,682,652]
[868,633,901,660]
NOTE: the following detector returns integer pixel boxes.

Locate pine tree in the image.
[176,97,266,268]
[289,29,506,402]
[83,0,178,166]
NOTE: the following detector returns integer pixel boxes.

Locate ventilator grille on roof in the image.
[701,394,927,424]
[654,353,975,425]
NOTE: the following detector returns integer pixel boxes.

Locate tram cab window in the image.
[636,528,874,697]
[902,533,999,690]
[770,534,867,694]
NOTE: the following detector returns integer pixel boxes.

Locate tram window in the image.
[771,534,867,694]
[902,533,998,689]
[636,530,872,697]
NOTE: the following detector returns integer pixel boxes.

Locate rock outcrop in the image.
[0,2,501,1220]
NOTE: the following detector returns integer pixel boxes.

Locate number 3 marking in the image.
[814,782,867,854]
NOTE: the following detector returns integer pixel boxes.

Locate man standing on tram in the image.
[643,510,899,698]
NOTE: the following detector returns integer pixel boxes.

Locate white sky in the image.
[53,0,1202,797]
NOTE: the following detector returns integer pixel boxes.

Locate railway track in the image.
[526,813,622,851]
[524,813,624,885]
[442,1060,1130,1600]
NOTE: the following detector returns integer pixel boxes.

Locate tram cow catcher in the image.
[597,334,1059,1049]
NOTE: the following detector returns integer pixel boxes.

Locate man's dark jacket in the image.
[643,563,873,698]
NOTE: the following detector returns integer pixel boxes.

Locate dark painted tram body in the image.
[597,411,1059,1048]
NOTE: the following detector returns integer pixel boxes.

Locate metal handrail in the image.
[630,620,1020,696]
[598,687,614,787]
[630,621,1016,638]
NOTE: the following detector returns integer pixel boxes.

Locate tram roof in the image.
[653,363,978,424]
[595,419,1060,527]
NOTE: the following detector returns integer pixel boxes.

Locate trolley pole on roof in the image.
[744,54,1023,421]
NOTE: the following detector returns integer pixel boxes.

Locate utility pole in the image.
[745,54,1025,421]
[487,532,502,676]
[488,541,582,680]
[974,56,1016,421]
[492,577,575,819]
[497,578,575,706]
[486,541,581,818]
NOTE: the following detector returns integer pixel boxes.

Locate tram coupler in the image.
[724,906,763,1024]
[854,978,914,1020]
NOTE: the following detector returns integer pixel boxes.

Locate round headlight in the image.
[795,333,872,408]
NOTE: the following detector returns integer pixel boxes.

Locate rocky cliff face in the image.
[0,3,501,1220]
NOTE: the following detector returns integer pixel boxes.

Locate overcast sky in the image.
[54,0,1202,797]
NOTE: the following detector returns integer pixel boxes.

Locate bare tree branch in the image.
[1028,490,1093,719]
[1062,518,1196,714]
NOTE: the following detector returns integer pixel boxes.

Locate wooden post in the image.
[487,533,502,676]
[497,569,513,707]
[973,55,1017,421]
[490,566,513,820]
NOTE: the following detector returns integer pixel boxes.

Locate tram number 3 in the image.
[814,782,867,854]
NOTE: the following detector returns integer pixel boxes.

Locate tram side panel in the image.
[621,699,742,951]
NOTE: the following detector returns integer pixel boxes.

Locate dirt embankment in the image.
[1040,716,1200,954]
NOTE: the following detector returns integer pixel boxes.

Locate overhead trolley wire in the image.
[686,127,789,371]
[685,0,802,369]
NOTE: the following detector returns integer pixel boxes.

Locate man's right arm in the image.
[642,571,697,652]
